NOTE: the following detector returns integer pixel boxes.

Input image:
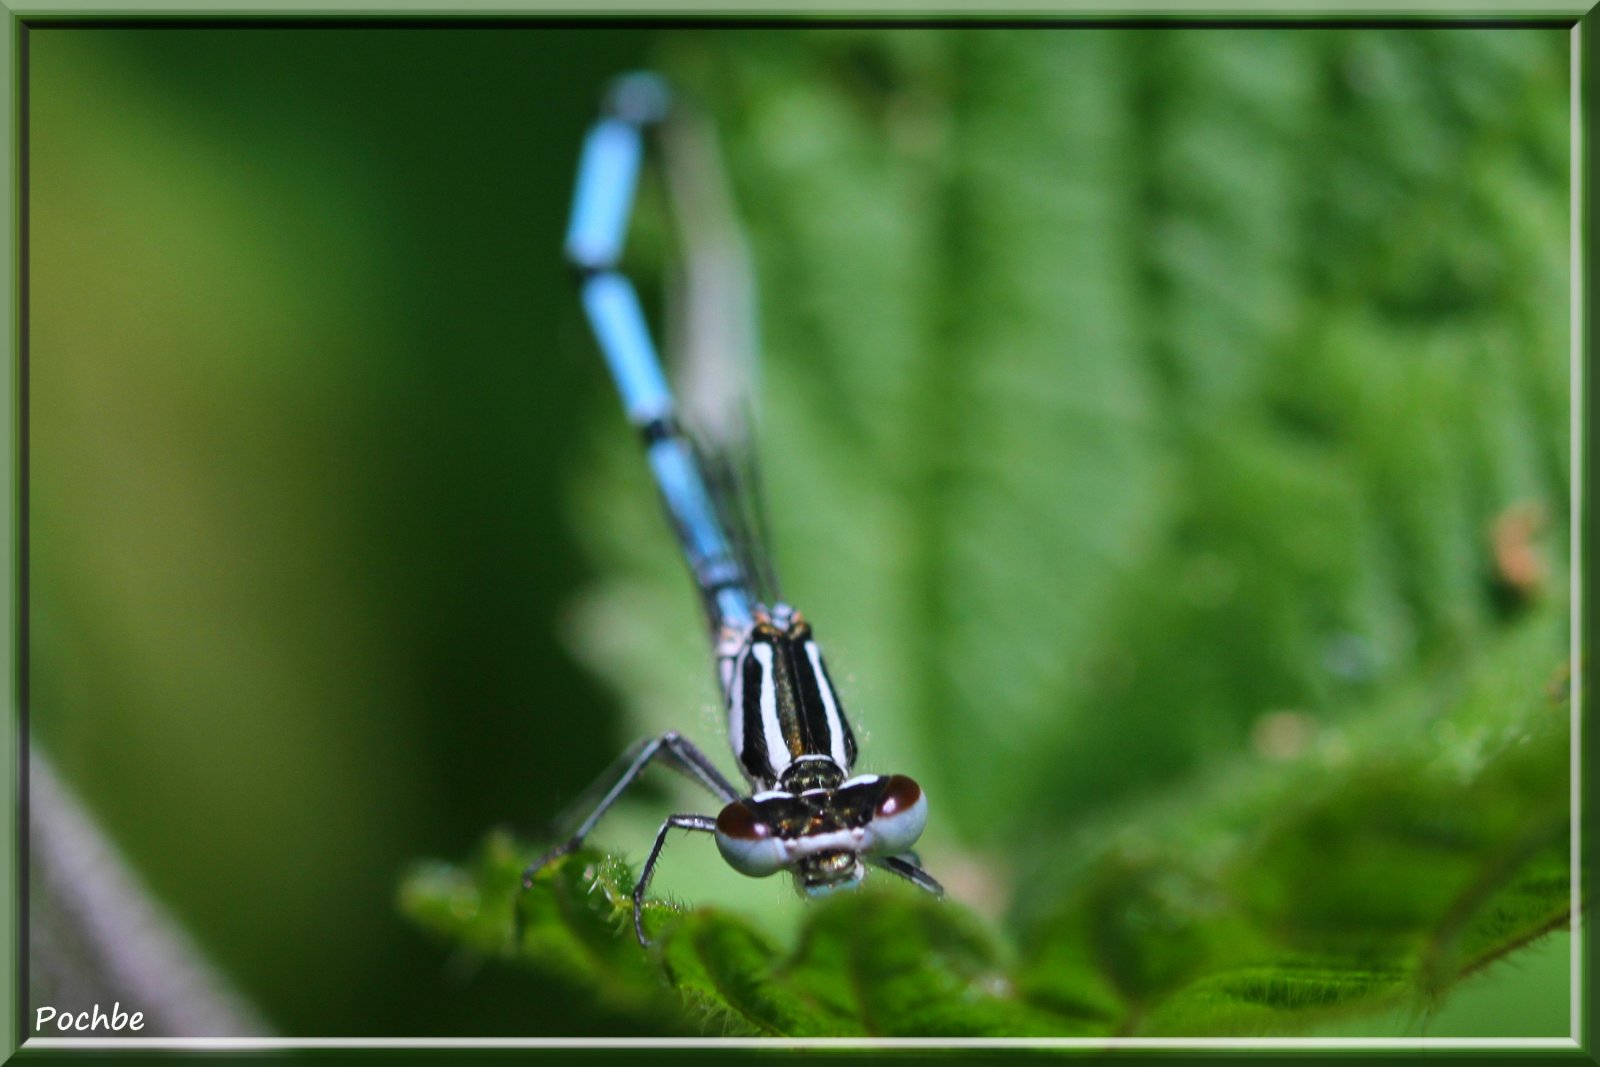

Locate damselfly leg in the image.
[521,730,740,877]
[517,731,736,946]
[870,853,946,896]
[632,814,719,946]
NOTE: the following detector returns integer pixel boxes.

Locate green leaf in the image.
[400,833,682,1026]
[401,842,1075,1037]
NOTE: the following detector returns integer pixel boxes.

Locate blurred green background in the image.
[27,26,1571,1037]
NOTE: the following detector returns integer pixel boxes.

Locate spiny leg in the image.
[516,732,737,943]
[869,853,945,898]
[633,813,718,947]
[522,730,737,881]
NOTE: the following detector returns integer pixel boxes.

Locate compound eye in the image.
[867,775,927,855]
[714,801,788,878]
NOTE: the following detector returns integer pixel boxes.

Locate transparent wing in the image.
[660,104,783,609]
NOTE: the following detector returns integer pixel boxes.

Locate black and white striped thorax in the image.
[721,604,858,790]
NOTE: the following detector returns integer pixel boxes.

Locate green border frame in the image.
[4,1,16,1058]
[0,1,1593,22]
[0,5,1587,1060]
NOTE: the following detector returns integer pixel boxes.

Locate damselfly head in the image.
[711,773,929,888]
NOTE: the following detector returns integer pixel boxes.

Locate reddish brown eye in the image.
[716,801,770,841]
[867,775,928,855]
[876,775,923,819]
[715,800,787,878]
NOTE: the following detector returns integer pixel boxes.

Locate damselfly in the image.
[522,73,943,946]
